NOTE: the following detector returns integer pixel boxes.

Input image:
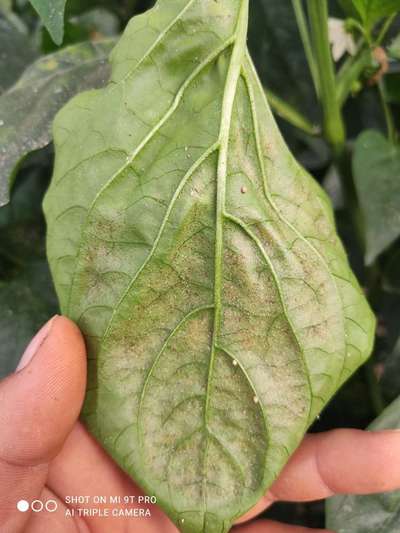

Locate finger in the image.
[0,316,86,533]
[236,428,400,525]
[234,519,332,533]
[48,422,135,506]
[270,429,400,502]
[48,423,177,532]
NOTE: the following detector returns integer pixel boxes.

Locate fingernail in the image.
[17,315,59,371]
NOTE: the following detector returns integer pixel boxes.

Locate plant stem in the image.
[376,13,397,46]
[377,79,396,143]
[336,47,372,107]
[307,0,346,157]
[306,0,358,233]
[265,89,320,136]
[291,0,320,97]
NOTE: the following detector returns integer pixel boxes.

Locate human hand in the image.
[1,317,399,533]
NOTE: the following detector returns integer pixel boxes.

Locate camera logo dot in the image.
[31,500,43,513]
[17,499,58,513]
[16,500,29,513]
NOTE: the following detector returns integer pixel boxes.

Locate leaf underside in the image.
[44,1,376,532]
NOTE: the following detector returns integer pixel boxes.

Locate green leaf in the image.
[0,151,57,378]
[388,33,400,59]
[0,0,12,12]
[383,249,400,294]
[350,0,400,31]
[0,259,58,378]
[353,130,400,264]
[43,2,376,531]
[0,13,37,95]
[29,0,67,45]
[326,394,400,533]
[384,73,400,104]
[0,39,115,207]
[42,8,120,53]
[338,0,361,18]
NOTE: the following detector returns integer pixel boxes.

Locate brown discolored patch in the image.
[368,47,389,86]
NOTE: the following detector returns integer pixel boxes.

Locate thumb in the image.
[0,316,86,532]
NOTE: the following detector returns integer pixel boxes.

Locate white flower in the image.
[328,18,357,61]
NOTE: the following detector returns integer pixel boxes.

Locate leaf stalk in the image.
[265,89,320,136]
[307,0,346,157]
[291,0,320,97]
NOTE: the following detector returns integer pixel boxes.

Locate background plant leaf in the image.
[353,130,400,264]
[248,0,318,122]
[29,0,67,45]
[388,32,400,59]
[0,12,37,94]
[384,73,400,104]
[41,7,120,53]
[44,1,375,531]
[0,38,115,207]
[0,0,12,12]
[326,394,400,532]
[381,336,400,400]
[70,7,120,37]
[338,0,361,18]
[247,0,328,170]
[383,249,400,294]
[350,0,400,31]
[0,259,57,377]
[0,155,57,378]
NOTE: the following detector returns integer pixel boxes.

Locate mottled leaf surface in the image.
[44,1,376,531]
[326,395,400,533]
[353,130,400,264]
[0,39,114,207]
[29,0,67,45]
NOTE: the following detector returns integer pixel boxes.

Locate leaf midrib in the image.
[205,0,249,425]
[202,0,249,520]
